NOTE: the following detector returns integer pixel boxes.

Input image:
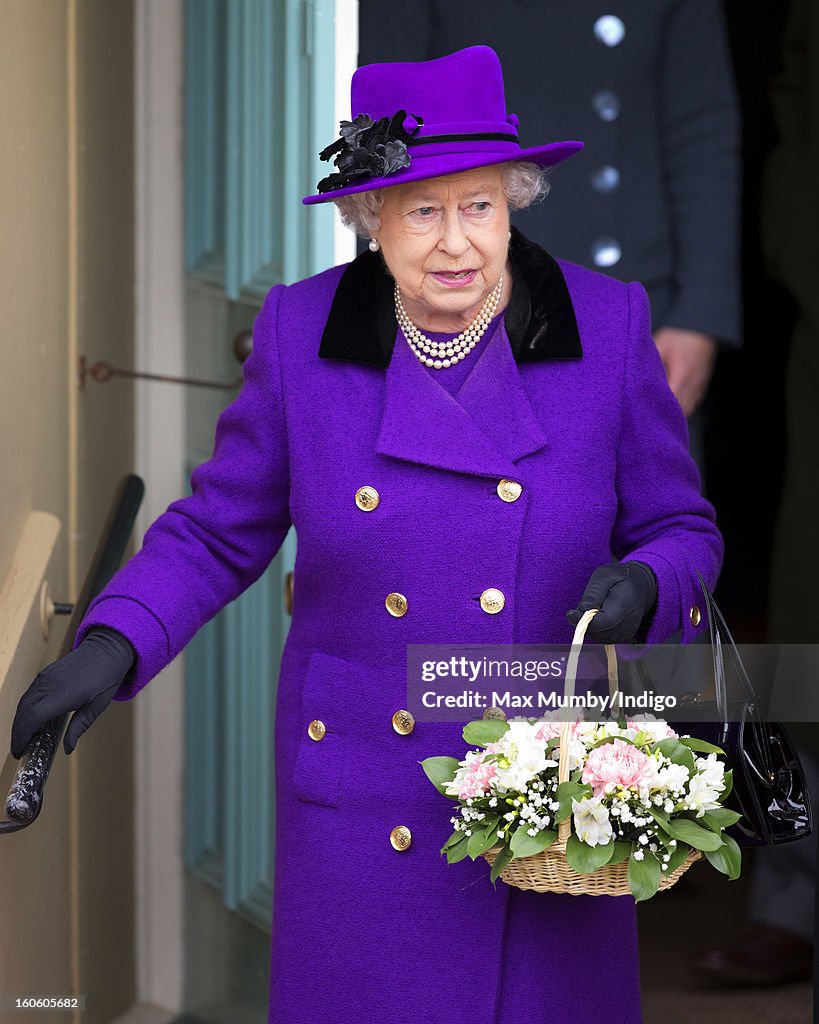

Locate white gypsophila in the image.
[695,752,726,791]
[652,761,690,793]
[572,796,614,847]
[685,774,724,817]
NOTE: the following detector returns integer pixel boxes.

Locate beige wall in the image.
[0,2,136,1021]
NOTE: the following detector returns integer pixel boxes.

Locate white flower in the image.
[493,721,554,791]
[695,752,726,791]
[633,849,645,861]
[574,720,601,743]
[572,796,614,847]
[557,737,588,772]
[653,762,690,793]
[597,720,623,739]
[628,715,677,744]
[686,774,724,817]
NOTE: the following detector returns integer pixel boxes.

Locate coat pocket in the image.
[292,651,348,808]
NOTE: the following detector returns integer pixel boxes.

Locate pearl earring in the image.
[369,238,380,252]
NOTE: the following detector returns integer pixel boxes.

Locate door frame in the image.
[134,0,186,1011]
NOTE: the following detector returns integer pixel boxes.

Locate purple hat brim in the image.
[302,140,584,205]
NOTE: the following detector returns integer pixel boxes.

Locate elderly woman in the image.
[12,46,721,1024]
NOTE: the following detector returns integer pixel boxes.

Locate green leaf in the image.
[420,756,460,796]
[654,738,696,771]
[628,851,661,902]
[704,834,742,880]
[467,819,502,859]
[555,780,592,822]
[666,840,693,872]
[608,840,632,865]
[565,835,616,874]
[678,736,725,756]
[721,769,734,800]
[590,733,640,750]
[462,720,509,747]
[441,830,464,852]
[663,816,725,851]
[489,844,514,885]
[509,824,558,859]
[445,835,470,864]
[701,807,743,830]
[647,806,671,829]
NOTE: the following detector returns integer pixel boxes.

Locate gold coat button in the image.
[483,706,507,721]
[690,605,702,627]
[496,479,523,503]
[389,825,412,851]
[392,709,415,735]
[307,719,326,741]
[386,592,408,617]
[480,588,505,614]
[355,485,380,511]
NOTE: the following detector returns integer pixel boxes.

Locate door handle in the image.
[1,474,145,834]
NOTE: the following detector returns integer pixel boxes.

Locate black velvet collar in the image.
[318,225,582,368]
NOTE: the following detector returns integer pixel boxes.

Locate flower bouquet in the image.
[421,612,743,901]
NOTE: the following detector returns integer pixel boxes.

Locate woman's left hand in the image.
[567,561,658,643]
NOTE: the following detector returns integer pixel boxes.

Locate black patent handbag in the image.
[664,573,813,848]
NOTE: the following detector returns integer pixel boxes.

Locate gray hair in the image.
[333,161,550,238]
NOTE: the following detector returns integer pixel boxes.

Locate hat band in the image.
[409,131,521,146]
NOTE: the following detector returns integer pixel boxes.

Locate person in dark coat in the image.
[10,46,723,1024]
[359,0,742,450]
[691,0,819,985]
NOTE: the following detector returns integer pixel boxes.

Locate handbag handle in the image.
[556,610,618,843]
[695,571,759,720]
[695,572,775,779]
[632,575,773,778]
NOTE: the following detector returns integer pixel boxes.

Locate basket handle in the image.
[556,609,617,842]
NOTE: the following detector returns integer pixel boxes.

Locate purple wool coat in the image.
[76,228,723,1024]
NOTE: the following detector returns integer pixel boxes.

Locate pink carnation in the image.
[457,750,497,800]
[582,739,658,796]
[534,720,576,742]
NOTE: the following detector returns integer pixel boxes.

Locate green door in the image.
[181,1,337,1018]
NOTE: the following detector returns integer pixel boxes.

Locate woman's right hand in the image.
[10,627,136,758]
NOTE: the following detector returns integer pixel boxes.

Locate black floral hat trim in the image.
[316,110,423,194]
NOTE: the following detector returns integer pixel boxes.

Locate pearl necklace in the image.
[395,273,504,369]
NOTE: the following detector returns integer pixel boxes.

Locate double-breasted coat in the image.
[75,228,723,1024]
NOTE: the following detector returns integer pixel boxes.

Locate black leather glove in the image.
[10,627,136,758]
[567,561,658,643]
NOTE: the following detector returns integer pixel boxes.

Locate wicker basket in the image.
[481,609,703,896]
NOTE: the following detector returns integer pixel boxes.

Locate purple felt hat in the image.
[302,45,584,205]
